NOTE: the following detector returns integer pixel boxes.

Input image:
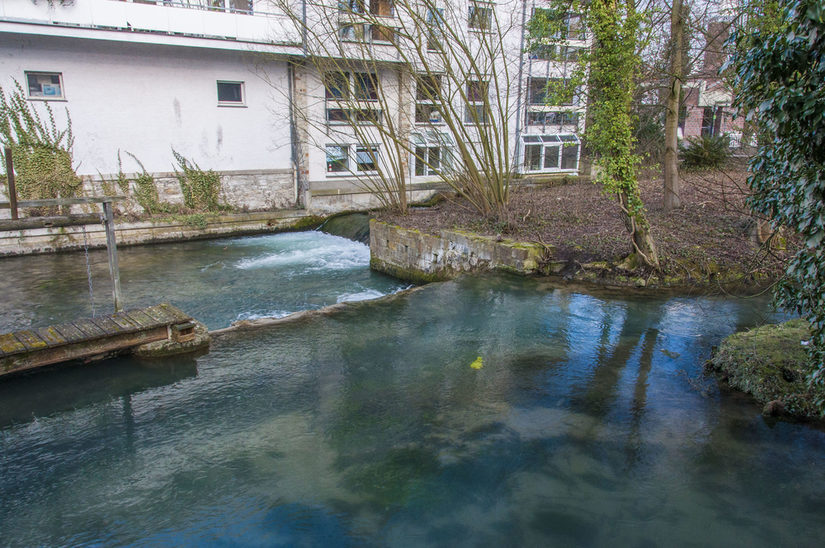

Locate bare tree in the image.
[273,0,525,218]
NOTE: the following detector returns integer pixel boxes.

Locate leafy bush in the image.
[679,135,732,170]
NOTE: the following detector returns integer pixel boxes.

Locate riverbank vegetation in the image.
[377,163,795,288]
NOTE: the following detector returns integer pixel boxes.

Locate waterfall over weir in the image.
[0,231,407,332]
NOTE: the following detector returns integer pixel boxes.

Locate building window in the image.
[425,7,445,51]
[468,1,493,31]
[464,79,489,124]
[324,71,379,101]
[326,108,382,124]
[324,72,349,99]
[25,72,64,100]
[415,74,443,124]
[521,134,579,172]
[355,146,379,172]
[326,145,350,173]
[412,131,453,177]
[339,23,365,41]
[701,106,723,136]
[526,111,579,127]
[528,77,577,107]
[415,146,440,176]
[217,81,244,105]
[338,0,395,42]
[326,144,380,175]
[354,72,378,101]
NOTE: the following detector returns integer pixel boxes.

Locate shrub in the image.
[679,135,732,170]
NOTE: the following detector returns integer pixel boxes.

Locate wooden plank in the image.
[0,196,125,209]
[143,304,177,324]
[14,330,48,351]
[72,319,107,339]
[159,303,192,323]
[110,312,141,332]
[0,333,26,357]
[0,215,101,231]
[52,322,87,343]
[125,309,160,329]
[91,316,125,335]
[35,326,67,347]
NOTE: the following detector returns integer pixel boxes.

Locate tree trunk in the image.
[664,0,683,211]
[619,192,660,270]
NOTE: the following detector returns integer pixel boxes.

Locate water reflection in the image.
[1,275,823,547]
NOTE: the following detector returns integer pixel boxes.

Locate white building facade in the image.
[0,0,588,214]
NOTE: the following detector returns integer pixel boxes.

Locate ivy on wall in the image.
[0,80,81,214]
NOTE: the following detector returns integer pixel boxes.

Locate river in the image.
[0,234,823,546]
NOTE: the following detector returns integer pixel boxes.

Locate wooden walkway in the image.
[0,304,197,377]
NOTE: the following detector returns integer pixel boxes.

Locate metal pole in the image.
[102,200,123,312]
[3,146,18,220]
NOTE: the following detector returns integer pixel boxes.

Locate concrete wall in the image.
[0,35,294,176]
[369,220,545,283]
[0,210,312,256]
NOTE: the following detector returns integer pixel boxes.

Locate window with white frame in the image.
[415,74,443,124]
[412,132,453,176]
[25,72,64,100]
[526,110,580,127]
[326,144,380,175]
[338,0,396,43]
[464,79,489,124]
[324,71,379,101]
[528,77,577,107]
[468,1,493,31]
[521,134,579,172]
[217,81,244,105]
[324,71,381,124]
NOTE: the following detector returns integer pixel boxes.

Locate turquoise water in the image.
[0,231,407,331]
[1,272,823,546]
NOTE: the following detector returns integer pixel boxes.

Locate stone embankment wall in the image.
[369,220,548,283]
[0,210,313,256]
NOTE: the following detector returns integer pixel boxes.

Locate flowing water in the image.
[0,231,407,331]
[1,262,824,546]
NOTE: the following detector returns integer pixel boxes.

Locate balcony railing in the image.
[0,0,301,46]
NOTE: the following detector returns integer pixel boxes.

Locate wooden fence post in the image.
[102,200,123,312]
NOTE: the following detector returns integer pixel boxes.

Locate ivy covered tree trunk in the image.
[587,0,660,269]
[663,0,683,211]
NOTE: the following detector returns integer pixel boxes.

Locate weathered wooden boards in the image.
[0,303,196,377]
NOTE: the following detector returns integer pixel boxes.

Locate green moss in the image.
[706,319,824,419]
[289,215,327,231]
[369,257,444,284]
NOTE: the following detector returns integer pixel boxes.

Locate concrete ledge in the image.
[0,210,313,256]
[369,220,548,283]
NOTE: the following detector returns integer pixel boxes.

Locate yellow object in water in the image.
[470,356,483,370]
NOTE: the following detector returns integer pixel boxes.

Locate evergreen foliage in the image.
[728,0,825,409]
[679,135,731,170]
